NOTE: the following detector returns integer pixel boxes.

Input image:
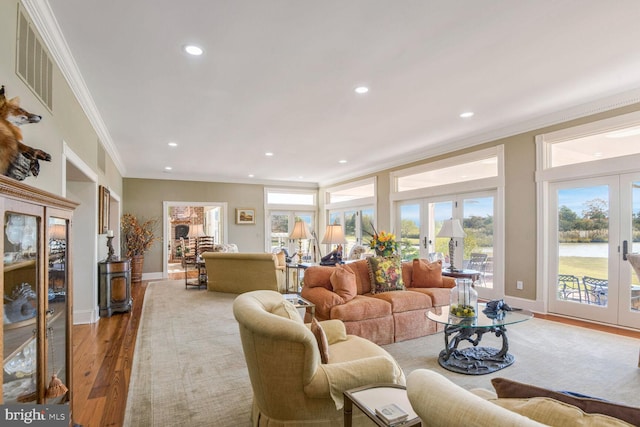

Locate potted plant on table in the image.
[121,213,159,283]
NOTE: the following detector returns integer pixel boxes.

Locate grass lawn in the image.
[559,256,607,279]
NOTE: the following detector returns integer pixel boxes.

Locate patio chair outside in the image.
[582,276,608,305]
[467,253,488,285]
[557,274,582,302]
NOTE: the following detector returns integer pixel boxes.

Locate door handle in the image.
[623,240,629,261]
[423,237,427,249]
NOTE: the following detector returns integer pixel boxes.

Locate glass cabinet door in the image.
[3,212,39,403]
[47,217,69,403]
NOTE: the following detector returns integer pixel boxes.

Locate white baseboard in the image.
[74,307,99,325]
[142,271,164,281]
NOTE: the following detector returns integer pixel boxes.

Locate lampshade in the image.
[321,224,347,245]
[289,221,311,239]
[436,219,465,238]
[188,224,205,238]
[50,224,66,240]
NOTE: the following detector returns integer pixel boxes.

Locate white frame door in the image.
[547,174,640,329]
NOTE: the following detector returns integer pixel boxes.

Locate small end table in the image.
[283,293,315,320]
[184,260,207,289]
[442,268,480,283]
[344,383,421,427]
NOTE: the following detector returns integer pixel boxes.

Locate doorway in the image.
[162,201,228,278]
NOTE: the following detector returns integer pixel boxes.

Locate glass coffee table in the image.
[427,303,533,375]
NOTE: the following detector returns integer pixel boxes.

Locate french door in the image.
[397,190,500,300]
[548,173,640,328]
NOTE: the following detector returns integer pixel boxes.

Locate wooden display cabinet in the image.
[0,175,77,419]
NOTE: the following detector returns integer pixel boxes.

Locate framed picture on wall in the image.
[236,208,255,225]
[98,185,110,234]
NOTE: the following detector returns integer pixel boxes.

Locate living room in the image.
[2,1,640,426]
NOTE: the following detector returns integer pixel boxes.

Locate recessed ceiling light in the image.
[248,174,255,178]
[265,152,274,157]
[168,142,178,147]
[184,45,203,56]
[460,112,474,118]
[354,86,369,94]
[593,152,603,158]
[164,166,172,171]
[338,159,348,164]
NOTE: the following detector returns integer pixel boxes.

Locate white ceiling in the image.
[33,0,640,186]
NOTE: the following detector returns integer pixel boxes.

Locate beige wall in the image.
[123,178,313,274]
[1,1,124,323]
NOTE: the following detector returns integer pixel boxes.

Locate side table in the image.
[442,268,480,283]
[185,260,207,289]
[283,293,315,320]
[98,258,132,317]
[344,383,420,427]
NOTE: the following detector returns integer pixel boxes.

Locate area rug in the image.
[124,280,640,426]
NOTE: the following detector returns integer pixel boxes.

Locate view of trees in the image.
[559,197,640,243]
[399,215,494,260]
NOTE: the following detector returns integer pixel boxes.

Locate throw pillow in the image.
[367,255,404,294]
[330,264,357,302]
[491,397,633,427]
[310,317,330,364]
[272,300,303,323]
[491,377,640,426]
[410,259,444,288]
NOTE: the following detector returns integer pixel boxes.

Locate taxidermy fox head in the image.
[0,85,42,126]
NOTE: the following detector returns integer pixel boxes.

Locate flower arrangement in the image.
[121,213,159,258]
[368,226,398,257]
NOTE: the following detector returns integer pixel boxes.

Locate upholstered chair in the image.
[203,253,281,293]
[233,290,406,426]
[347,244,369,260]
[407,369,546,426]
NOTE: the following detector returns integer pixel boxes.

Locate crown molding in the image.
[21,0,127,177]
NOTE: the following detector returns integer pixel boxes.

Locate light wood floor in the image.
[71,278,640,426]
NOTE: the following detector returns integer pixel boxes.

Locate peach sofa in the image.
[300,259,455,345]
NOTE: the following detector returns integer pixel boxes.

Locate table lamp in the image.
[436,219,465,272]
[321,224,347,262]
[289,220,311,263]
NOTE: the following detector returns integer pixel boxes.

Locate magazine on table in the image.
[374,403,409,425]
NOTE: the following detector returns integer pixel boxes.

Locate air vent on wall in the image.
[16,6,53,111]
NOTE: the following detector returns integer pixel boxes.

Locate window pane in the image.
[557,185,609,306]
[398,157,497,192]
[270,214,289,250]
[267,192,314,205]
[463,196,494,289]
[399,204,420,261]
[328,183,374,203]
[550,130,640,168]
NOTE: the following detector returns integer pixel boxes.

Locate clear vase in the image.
[449,278,478,318]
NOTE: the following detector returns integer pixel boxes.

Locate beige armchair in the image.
[233,290,406,426]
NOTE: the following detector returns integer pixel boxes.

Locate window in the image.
[397,157,498,192]
[392,146,504,301]
[265,188,317,257]
[324,178,376,256]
